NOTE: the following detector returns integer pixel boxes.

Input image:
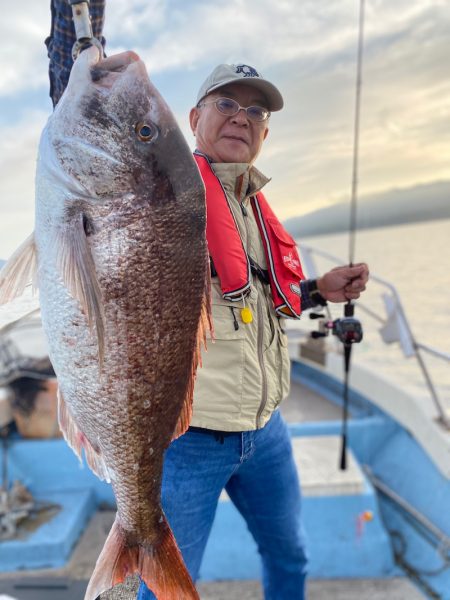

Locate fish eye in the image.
[135,122,158,142]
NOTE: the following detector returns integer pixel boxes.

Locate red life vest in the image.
[194,152,305,318]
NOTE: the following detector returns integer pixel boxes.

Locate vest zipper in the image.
[237,193,269,429]
[255,291,268,428]
[241,197,269,429]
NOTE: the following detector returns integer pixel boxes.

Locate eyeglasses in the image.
[199,97,271,122]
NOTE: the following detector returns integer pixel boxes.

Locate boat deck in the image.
[0,379,425,599]
[0,508,423,600]
[0,575,425,600]
[282,379,343,422]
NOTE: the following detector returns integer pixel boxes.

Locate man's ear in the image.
[189,107,199,135]
[263,127,269,141]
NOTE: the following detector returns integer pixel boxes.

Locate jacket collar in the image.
[203,160,271,203]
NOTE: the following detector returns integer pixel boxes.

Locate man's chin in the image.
[218,141,252,163]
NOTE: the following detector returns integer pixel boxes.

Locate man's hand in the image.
[316,263,369,303]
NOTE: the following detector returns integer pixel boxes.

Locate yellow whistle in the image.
[241,307,253,324]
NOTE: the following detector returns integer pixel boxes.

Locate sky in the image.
[0,0,449,259]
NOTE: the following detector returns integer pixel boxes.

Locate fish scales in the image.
[0,47,209,599]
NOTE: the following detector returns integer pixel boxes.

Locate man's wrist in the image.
[305,278,327,307]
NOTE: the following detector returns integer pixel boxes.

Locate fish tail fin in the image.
[85,515,199,600]
[138,515,200,600]
[0,232,37,304]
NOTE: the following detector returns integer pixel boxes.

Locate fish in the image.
[0,46,210,600]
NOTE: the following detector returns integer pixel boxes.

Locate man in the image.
[138,64,369,600]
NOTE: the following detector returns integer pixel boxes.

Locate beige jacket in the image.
[191,162,291,431]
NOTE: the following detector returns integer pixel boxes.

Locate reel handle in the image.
[311,331,327,339]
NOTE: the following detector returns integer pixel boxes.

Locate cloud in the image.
[252,0,450,218]
[0,110,47,229]
[107,0,359,73]
[0,4,49,95]
[0,0,449,239]
[105,0,167,37]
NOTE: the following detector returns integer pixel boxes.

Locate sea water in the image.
[293,217,450,412]
[1,219,449,409]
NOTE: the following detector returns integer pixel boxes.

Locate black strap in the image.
[249,257,270,285]
[305,279,328,307]
[209,256,269,286]
[188,426,235,444]
[209,256,218,278]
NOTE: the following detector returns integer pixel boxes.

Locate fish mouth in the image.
[90,51,143,86]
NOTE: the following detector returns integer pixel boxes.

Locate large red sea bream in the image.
[0,46,210,600]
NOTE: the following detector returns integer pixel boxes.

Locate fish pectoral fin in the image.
[172,282,212,441]
[58,387,110,482]
[57,213,105,365]
[0,233,37,304]
[84,515,199,600]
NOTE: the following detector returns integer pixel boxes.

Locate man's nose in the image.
[230,108,250,125]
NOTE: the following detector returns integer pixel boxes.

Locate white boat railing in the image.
[299,243,450,429]
[0,246,449,427]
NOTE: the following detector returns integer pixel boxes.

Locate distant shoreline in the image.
[286,214,450,240]
[284,179,450,239]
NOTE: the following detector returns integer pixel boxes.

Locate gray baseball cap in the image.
[196,63,284,111]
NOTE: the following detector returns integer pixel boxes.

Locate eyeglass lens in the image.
[215,98,269,122]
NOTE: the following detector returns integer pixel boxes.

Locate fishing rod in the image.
[310,0,366,470]
[338,0,366,470]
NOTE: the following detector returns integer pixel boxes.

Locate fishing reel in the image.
[310,303,363,345]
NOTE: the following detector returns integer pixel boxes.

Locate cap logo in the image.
[235,64,260,78]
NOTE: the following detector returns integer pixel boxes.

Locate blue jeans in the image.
[137,410,308,599]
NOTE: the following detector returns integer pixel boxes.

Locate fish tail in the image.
[84,514,199,600]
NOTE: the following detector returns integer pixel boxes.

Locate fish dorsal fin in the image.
[57,213,105,366]
[0,233,37,304]
[172,267,212,441]
[58,387,110,482]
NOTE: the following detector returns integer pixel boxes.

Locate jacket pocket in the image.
[266,218,297,246]
[209,282,257,340]
[210,302,246,341]
[194,301,245,417]
[266,218,303,279]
